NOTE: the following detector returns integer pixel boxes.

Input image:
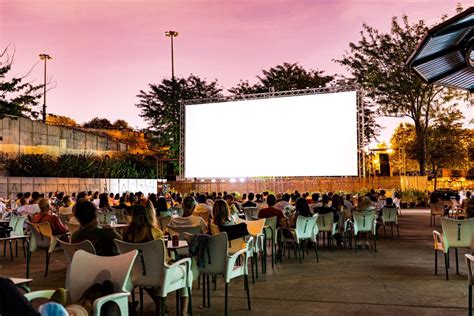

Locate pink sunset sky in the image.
[0,0,471,145]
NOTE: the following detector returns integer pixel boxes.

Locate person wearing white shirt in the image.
[274,193,291,211]
[168,196,208,233]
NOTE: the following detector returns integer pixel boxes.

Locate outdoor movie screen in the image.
[185,91,358,178]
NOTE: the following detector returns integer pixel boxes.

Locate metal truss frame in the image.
[179,85,366,178]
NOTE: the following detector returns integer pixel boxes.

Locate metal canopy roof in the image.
[407,7,474,92]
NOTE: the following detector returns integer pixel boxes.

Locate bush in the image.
[5,154,157,179]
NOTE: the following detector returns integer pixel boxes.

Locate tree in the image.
[229,62,334,94]
[112,119,131,130]
[390,123,420,175]
[426,106,469,189]
[0,45,43,119]
[336,13,466,175]
[136,75,222,158]
[46,113,76,127]
[83,117,114,129]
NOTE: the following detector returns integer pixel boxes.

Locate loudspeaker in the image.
[379,154,390,176]
[166,162,176,181]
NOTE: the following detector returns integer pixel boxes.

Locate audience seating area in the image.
[0,189,472,315]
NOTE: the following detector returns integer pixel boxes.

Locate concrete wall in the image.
[0,116,146,156]
[0,177,157,199]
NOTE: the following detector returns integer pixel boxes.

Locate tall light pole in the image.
[165,30,178,79]
[39,53,52,123]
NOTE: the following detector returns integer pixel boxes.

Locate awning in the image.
[407,7,474,92]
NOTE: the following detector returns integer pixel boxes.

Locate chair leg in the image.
[444,253,449,280]
[469,284,472,316]
[455,248,459,275]
[9,240,13,261]
[139,287,144,316]
[26,245,31,278]
[188,286,193,316]
[391,223,394,237]
[212,274,217,291]
[435,250,438,275]
[297,243,302,264]
[224,282,228,316]
[197,274,200,289]
[176,290,180,316]
[45,250,51,277]
[202,274,206,307]
[355,235,358,253]
[245,275,251,310]
[314,241,319,263]
[383,225,386,238]
[397,224,400,237]
[160,297,165,316]
[206,274,211,307]
[250,256,255,284]
[373,233,377,252]
[3,240,6,257]
[254,253,259,279]
[15,240,19,257]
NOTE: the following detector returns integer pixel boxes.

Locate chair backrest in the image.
[466,254,474,285]
[57,239,96,264]
[65,222,80,235]
[283,205,296,216]
[433,230,444,251]
[158,216,171,232]
[382,207,398,223]
[114,239,166,288]
[263,216,277,240]
[245,218,266,236]
[9,215,26,236]
[243,207,259,220]
[441,217,474,250]
[352,211,376,234]
[198,233,228,275]
[97,212,114,225]
[316,213,334,232]
[68,249,138,303]
[59,214,71,224]
[295,216,317,240]
[430,202,444,216]
[27,221,53,251]
[167,225,203,240]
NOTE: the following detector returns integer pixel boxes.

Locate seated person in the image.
[58,195,74,216]
[71,200,121,256]
[313,195,339,222]
[241,192,257,208]
[31,198,68,236]
[225,194,241,218]
[168,196,208,233]
[156,196,172,218]
[193,194,212,224]
[274,193,291,211]
[123,203,164,243]
[213,200,248,240]
[258,194,287,227]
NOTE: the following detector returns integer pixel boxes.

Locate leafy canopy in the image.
[136,75,222,158]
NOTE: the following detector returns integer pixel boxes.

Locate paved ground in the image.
[0,209,469,315]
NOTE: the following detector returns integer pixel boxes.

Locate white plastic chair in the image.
[465,254,474,316]
[433,230,448,279]
[3,214,27,259]
[242,207,259,220]
[25,249,138,316]
[441,217,474,279]
[352,211,377,252]
[381,206,399,237]
[167,225,203,240]
[263,216,278,268]
[57,239,96,264]
[242,219,266,276]
[97,212,114,225]
[430,202,444,226]
[26,221,62,277]
[65,221,80,235]
[316,213,338,250]
[114,239,193,316]
[295,216,319,264]
[197,232,252,316]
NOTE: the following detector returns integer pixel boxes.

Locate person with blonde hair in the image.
[123,203,163,243]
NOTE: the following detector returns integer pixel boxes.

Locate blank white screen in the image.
[185,91,358,178]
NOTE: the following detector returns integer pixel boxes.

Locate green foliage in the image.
[82,117,114,129]
[136,75,222,159]
[229,62,334,94]
[335,12,466,175]
[112,119,131,130]
[0,45,43,119]
[4,154,157,179]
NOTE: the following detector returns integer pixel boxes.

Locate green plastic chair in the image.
[441,217,474,279]
[295,215,319,264]
[381,206,399,238]
[352,211,377,252]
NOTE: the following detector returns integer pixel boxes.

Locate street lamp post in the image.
[165,30,178,79]
[39,53,52,123]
